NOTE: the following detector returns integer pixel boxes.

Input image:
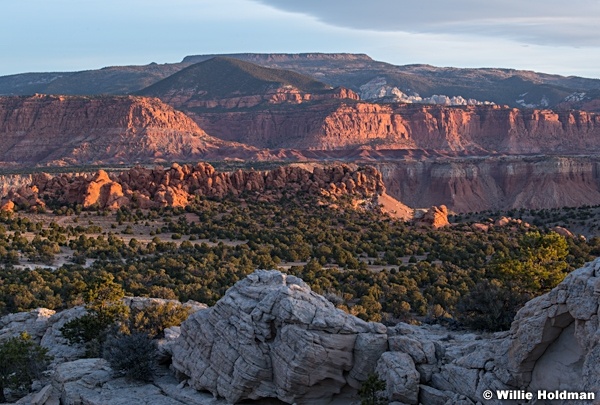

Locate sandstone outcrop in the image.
[171,270,388,404]
[415,205,449,229]
[0,297,204,367]
[1,163,388,210]
[170,260,600,404]
[20,358,226,405]
[0,94,255,167]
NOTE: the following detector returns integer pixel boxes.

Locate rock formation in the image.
[0,94,255,167]
[171,270,388,404]
[170,261,600,404]
[415,205,450,229]
[0,163,388,210]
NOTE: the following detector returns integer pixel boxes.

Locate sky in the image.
[1,0,599,78]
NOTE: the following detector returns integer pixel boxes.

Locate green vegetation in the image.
[0,333,51,402]
[359,373,387,405]
[103,333,157,382]
[0,195,596,332]
[60,274,130,357]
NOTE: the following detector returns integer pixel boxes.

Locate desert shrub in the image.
[102,333,157,381]
[130,302,191,339]
[457,279,527,331]
[0,333,51,402]
[60,274,129,356]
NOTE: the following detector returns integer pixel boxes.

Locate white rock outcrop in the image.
[172,270,388,405]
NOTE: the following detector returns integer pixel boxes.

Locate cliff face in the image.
[189,102,600,152]
[0,95,254,166]
[377,156,600,212]
[1,163,387,210]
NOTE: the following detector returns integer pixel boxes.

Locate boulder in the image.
[375,352,420,404]
[172,269,387,404]
[417,205,449,229]
[0,308,55,342]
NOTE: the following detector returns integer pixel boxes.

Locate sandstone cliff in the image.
[1,163,388,210]
[0,94,255,167]
[188,102,600,152]
[376,155,600,212]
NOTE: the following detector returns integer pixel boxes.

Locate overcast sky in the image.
[1,0,599,78]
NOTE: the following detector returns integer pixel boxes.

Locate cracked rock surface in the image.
[172,270,387,404]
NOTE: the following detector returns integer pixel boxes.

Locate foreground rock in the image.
[171,261,600,405]
[172,270,388,405]
[3,259,600,404]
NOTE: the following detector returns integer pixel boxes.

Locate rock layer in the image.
[377,155,600,212]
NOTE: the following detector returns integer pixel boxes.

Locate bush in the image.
[0,333,51,402]
[359,372,387,405]
[457,279,527,331]
[130,302,191,339]
[103,333,157,381]
[60,274,129,357]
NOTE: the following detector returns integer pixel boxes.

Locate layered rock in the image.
[187,102,600,152]
[377,155,600,212]
[0,94,255,167]
[171,270,388,404]
[1,163,388,210]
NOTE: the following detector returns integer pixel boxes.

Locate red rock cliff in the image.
[190,102,600,153]
[376,156,600,212]
[0,95,254,166]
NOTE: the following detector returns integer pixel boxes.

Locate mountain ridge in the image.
[3,53,600,111]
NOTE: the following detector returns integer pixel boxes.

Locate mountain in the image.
[0,63,188,96]
[0,94,256,167]
[139,57,332,98]
[3,53,600,112]
[179,53,600,112]
[136,57,356,111]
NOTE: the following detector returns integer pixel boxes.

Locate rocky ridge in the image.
[0,163,388,211]
[5,53,599,112]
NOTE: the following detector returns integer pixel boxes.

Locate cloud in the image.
[250,0,600,47]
